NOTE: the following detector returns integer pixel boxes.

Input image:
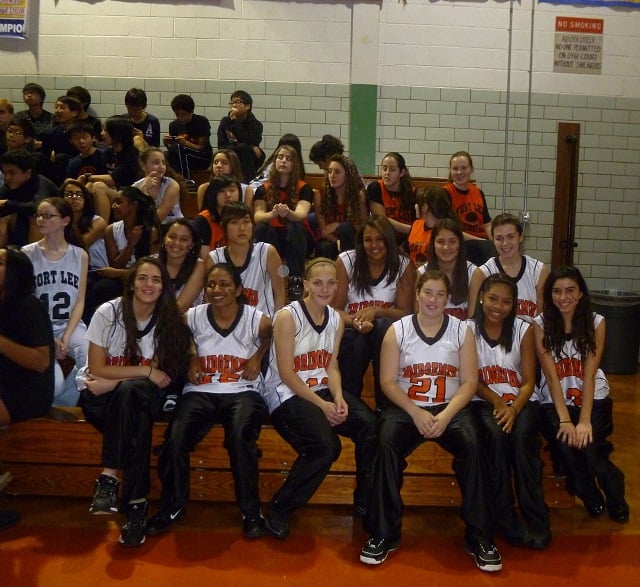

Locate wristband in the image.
[559,419,571,424]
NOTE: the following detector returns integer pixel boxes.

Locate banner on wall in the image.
[541,0,639,7]
[0,0,28,39]
[553,17,603,75]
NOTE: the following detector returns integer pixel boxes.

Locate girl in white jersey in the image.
[534,265,628,523]
[133,148,185,225]
[418,218,475,320]
[361,269,502,573]
[334,215,416,410]
[78,257,192,547]
[22,197,88,407]
[470,273,550,549]
[159,218,204,313]
[469,213,548,321]
[262,257,377,539]
[148,262,271,539]
[207,201,284,317]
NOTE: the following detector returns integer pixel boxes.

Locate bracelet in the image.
[148,365,153,378]
[559,419,571,424]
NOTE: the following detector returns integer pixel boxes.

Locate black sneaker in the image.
[145,506,185,536]
[607,499,630,523]
[242,513,267,539]
[119,501,148,547]
[90,474,119,515]
[360,536,400,565]
[265,511,290,540]
[465,539,502,572]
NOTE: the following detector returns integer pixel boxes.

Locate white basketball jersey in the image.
[468,317,530,404]
[339,249,410,315]
[183,303,264,395]
[22,242,84,331]
[392,314,468,406]
[479,255,543,320]
[535,313,610,406]
[262,300,340,413]
[210,242,276,316]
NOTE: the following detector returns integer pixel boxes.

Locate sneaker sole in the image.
[90,508,117,515]
[119,535,146,547]
[464,544,502,572]
[359,543,399,565]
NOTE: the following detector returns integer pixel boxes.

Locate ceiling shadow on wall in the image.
[54,0,382,6]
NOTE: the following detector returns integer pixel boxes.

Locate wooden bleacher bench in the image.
[0,407,573,508]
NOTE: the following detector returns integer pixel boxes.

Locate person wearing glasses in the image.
[22,196,89,407]
[217,91,265,183]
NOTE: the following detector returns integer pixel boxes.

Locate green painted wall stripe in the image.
[349,84,377,175]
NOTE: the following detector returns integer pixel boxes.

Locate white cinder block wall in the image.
[0,0,638,290]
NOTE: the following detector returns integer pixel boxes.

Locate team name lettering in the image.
[245,288,258,306]
[35,270,79,289]
[105,356,150,367]
[200,354,247,374]
[347,300,393,315]
[402,362,457,379]
[555,357,584,380]
[479,365,521,388]
[294,349,332,373]
[516,299,537,317]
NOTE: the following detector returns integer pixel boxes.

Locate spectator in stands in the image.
[124,88,160,148]
[87,116,142,222]
[197,148,253,212]
[66,86,102,138]
[249,133,305,192]
[217,90,265,183]
[193,174,241,258]
[4,117,35,153]
[419,218,476,321]
[133,147,185,226]
[444,151,495,266]
[314,154,367,259]
[262,257,376,539]
[164,94,212,182]
[332,215,416,411]
[0,98,14,157]
[469,273,551,549]
[147,262,271,539]
[16,83,53,146]
[367,152,416,247]
[360,269,502,573]
[23,197,89,408]
[253,144,314,298]
[40,96,82,186]
[309,134,344,172]
[0,149,58,247]
[77,257,192,547]
[206,201,285,317]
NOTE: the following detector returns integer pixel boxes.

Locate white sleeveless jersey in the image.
[183,303,264,395]
[479,255,543,320]
[339,249,410,315]
[22,242,84,331]
[210,242,276,316]
[534,313,609,405]
[133,177,183,224]
[392,313,468,407]
[418,260,476,320]
[262,300,341,414]
[110,220,136,267]
[468,317,530,404]
[87,215,109,270]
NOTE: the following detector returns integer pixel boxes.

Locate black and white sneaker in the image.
[89,474,119,515]
[119,501,148,547]
[145,506,185,536]
[359,536,400,565]
[465,539,502,572]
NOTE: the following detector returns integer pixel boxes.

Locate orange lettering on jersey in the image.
[245,289,258,306]
[200,354,247,375]
[479,365,522,388]
[293,349,332,373]
[347,300,393,315]
[555,357,584,380]
[516,299,537,318]
[402,362,458,379]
